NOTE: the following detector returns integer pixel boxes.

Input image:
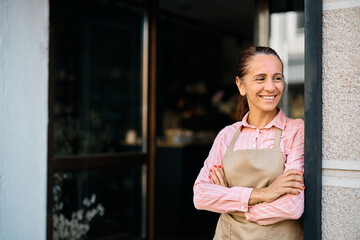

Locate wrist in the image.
[249,188,267,205]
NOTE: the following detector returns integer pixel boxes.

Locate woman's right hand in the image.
[249,169,304,205]
[209,165,229,188]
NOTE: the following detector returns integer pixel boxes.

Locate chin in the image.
[259,106,279,113]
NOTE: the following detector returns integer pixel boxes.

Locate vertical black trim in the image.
[47,1,55,239]
[146,0,157,239]
[304,0,322,239]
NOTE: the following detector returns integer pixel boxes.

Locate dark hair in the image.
[233,46,284,121]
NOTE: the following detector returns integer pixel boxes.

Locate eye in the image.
[274,76,283,82]
[256,77,265,81]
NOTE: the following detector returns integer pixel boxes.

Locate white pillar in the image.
[0,0,49,239]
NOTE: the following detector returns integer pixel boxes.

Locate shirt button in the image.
[241,206,244,210]
[256,128,259,132]
[252,144,256,148]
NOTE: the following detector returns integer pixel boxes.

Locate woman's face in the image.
[236,54,284,115]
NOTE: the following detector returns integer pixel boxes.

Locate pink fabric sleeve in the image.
[244,119,305,225]
[193,127,253,213]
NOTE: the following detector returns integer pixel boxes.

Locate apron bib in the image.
[213,128,303,240]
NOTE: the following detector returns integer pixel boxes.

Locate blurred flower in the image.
[53,173,105,240]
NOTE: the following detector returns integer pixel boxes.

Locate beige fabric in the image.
[213,128,303,240]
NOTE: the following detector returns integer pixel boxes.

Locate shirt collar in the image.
[238,108,286,131]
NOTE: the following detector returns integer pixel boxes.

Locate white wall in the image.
[0,0,49,239]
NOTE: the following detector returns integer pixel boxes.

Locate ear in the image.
[236,77,246,96]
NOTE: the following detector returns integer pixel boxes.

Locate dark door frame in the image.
[304,0,322,239]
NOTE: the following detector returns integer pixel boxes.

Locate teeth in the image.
[261,96,275,100]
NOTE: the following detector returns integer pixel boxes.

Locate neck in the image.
[247,108,279,128]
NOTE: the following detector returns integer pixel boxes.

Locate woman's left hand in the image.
[209,165,229,187]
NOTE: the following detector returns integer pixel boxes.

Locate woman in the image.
[193,46,304,239]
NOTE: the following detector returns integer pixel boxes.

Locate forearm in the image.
[245,191,304,225]
[193,182,253,213]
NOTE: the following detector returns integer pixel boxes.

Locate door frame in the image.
[304,0,322,239]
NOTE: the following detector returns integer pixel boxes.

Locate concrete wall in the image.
[0,0,49,239]
[322,0,360,239]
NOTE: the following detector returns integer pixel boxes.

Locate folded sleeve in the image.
[244,119,305,225]
[193,126,253,213]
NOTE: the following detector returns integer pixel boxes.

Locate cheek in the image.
[276,83,284,94]
[246,84,262,95]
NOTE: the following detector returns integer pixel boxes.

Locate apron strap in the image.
[273,128,282,148]
[227,129,241,152]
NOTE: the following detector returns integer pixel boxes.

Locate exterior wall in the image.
[0,0,49,239]
[322,0,360,239]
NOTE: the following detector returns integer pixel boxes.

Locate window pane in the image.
[53,0,144,156]
[52,165,144,239]
[270,11,305,118]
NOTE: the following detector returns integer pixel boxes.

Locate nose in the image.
[264,79,276,92]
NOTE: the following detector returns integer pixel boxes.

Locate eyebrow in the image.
[253,73,283,77]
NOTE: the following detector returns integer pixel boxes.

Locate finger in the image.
[210,169,220,185]
[214,166,226,187]
[285,175,304,184]
[219,166,229,187]
[208,173,214,183]
[279,172,304,183]
[283,181,305,191]
[274,171,301,183]
[282,171,303,180]
[284,169,304,177]
[284,188,300,195]
[277,186,302,196]
[219,165,226,177]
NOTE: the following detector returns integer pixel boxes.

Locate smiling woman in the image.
[193,46,304,240]
[236,47,284,126]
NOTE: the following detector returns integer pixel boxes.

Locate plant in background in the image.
[53,173,105,240]
[54,111,113,156]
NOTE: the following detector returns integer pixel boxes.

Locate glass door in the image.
[48,0,151,239]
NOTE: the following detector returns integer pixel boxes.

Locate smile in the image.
[259,95,276,100]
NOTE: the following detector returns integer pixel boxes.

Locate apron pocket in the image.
[267,230,303,240]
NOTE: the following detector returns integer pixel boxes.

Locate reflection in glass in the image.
[270,11,304,118]
[53,0,144,156]
[52,165,144,239]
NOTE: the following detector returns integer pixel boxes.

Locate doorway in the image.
[154,1,305,240]
[47,0,322,239]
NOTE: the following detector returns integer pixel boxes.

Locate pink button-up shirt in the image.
[193,109,304,225]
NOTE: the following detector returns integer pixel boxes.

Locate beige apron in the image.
[213,128,303,240]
